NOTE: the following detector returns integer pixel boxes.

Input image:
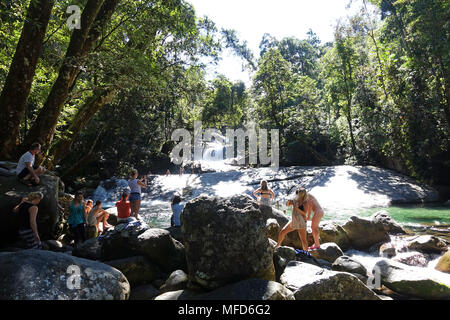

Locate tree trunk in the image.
[0,0,54,159]
[48,87,118,167]
[22,0,113,157]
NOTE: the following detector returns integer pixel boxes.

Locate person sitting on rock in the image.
[84,199,93,215]
[276,187,309,251]
[253,180,275,207]
[116,191,134,224]
[87,200,112,233]
[170,194,185,227]
[13,192,44,249]
[16,142,46,186]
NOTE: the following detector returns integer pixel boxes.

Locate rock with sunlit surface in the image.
[309,242,344,263]
[280,261,380,300]
[181,194,275,290]
[318,222,351,251]
[371,210,407,234]
[406,235,448,254]
[435,251,450,273]
[342,216,390,250]
[374,259,450,299]
[0,249,130,300]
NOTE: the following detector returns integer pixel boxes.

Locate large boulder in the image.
[406,235,448,254]
[309,242,344,263]
[341,216,390,250]
[103,256,162,287]
[319,222,351,251]
[332,256,367,277]
[129,284,160,300]
[265,218,281,242]
[280,261,380,300]
[273,246,297,281]
[371,210,407,234]
[374,259,450,299]
[435,251,450,273]
[154,279,295,301]
[72,237,102,261]
[181,194,275,290]
[0,249,129,299]
[160,270,189,293]
[0,173,60,246]
[100,221,186,273]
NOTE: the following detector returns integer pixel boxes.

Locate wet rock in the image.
[374,259,450,299]
[379,243,396,258]
[393,251,428,267]
[181,194,275,290]
[406,235,448,254]
[280,261,380,300]
[0,249,129,300]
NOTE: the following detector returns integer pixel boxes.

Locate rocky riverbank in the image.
[1,193,449,300]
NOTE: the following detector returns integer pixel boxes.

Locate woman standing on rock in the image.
[276,188,309,251]
[290,187,324,250]
[253,180,275,207]
[128,169,147,219]
[13,192,44,249]
[68,191,87,245]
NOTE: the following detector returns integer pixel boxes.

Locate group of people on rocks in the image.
[253,180,324,251]
[12,143,325,251]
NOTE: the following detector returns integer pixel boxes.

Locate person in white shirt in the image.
[16,142,46,186]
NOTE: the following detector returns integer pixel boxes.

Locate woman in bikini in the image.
[276,187,309,250]
[253,180,275,207]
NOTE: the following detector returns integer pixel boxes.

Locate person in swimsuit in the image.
[13,192,43,249]
[253,180,275,207]
[276,187,309,250]
[128,169,147,219]
[298,187,324,250]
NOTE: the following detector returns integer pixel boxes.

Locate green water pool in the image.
[283,204,450,226]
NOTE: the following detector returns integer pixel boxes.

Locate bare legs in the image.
[311,212,323,248]
[130,200,141,219]
[276,222,309,251]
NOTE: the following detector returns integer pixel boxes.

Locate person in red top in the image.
[116,192,133,224]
